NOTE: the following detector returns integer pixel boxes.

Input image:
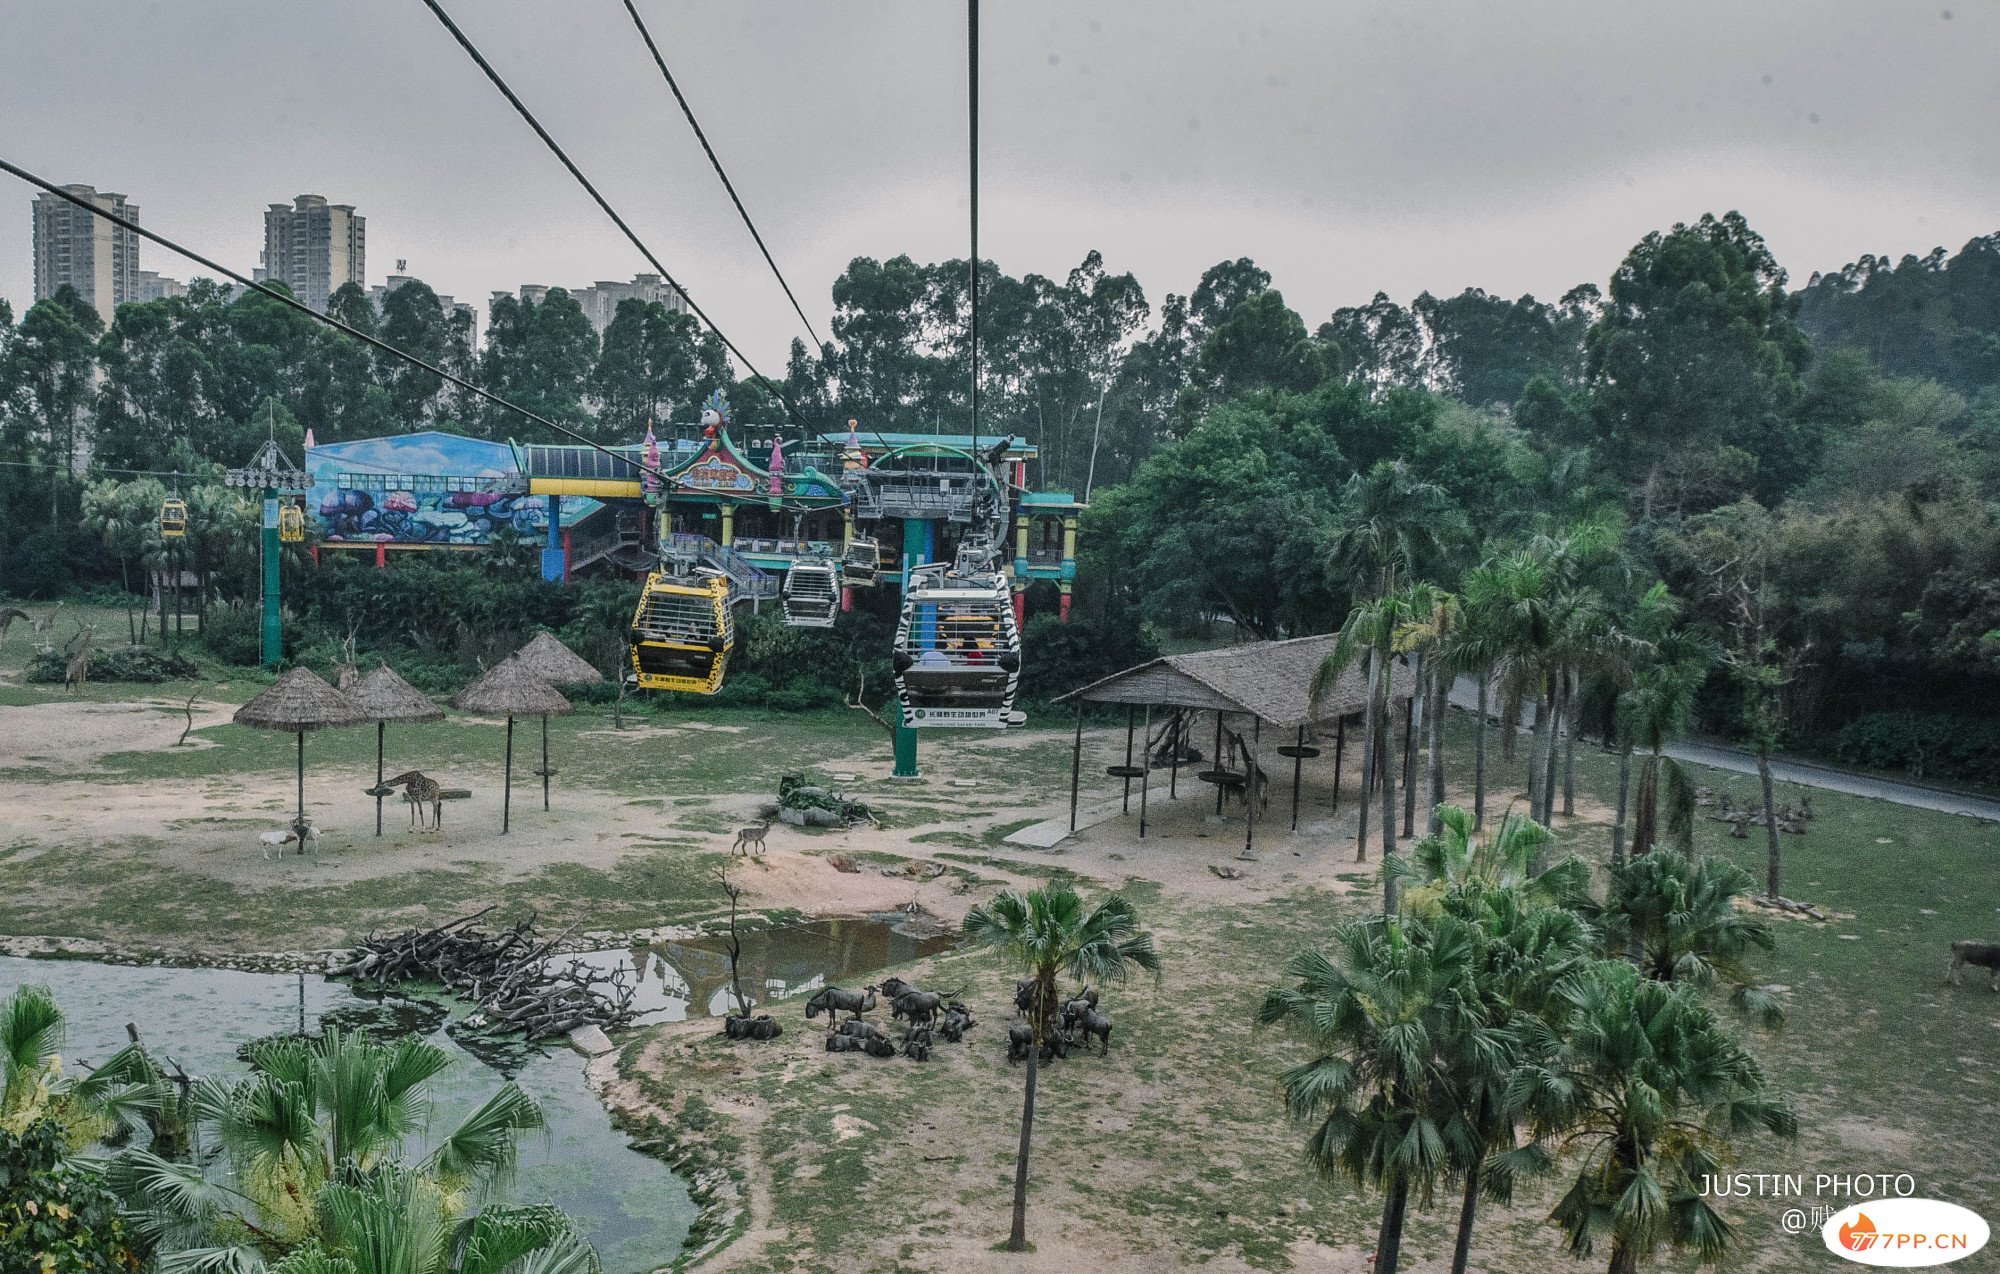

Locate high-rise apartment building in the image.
[31,184,141,321]
[261,194,365,312]
[495,274,691,335]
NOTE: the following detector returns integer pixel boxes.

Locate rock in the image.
[778,807,808,827]
[803,807,842,828]
[569,1024,616,1056]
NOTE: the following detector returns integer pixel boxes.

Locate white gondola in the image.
[891,564,1021,728]
[842,534,881,587]
[782,559,840,628]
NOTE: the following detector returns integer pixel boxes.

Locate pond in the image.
[0,915,955,1272]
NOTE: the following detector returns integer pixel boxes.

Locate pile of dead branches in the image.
[329,907,635,1043]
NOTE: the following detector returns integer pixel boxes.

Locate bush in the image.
[0,1122,144,1274]
[26,643,199,684]
[1828,711,2000,784]
[200,604,266,668]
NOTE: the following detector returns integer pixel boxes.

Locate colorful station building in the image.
[304,416,1083,622]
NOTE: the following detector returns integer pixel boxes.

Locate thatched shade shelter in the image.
[508,633,603,813]
[452,660,571,834]
[1053,635,1411,858]
[347,665,445,837]
[233,667,364,850]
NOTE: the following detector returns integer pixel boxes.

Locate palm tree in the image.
[1430,887,1593,1274]
[1393,586,1462,837]
[1328,460,1457,602]
[1387,804,1592,915]
[1511,960,1796,1274]
[1612,603,1714,864]
[1453,562,1520,831]
[1312,591,1417,881]
[1258,911,1481,1274]
[260,1166,597,1274]
[1602,850,1785,1027]
[961,883,1160,1252]
[1,984,167,1148]
[109,1026,568,1270]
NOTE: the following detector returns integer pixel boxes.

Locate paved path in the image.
[1447,675,2000,823]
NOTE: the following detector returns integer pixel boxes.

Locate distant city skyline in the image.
[4,2,1996,370]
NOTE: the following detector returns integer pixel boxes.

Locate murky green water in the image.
[0,916,953,1272]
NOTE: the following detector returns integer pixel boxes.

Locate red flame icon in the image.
[1840,1213,1878,1252]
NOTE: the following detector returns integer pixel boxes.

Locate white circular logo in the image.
[1823,1200,1989,1267]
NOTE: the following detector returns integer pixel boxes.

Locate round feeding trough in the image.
[1276,745,1322,759]
[1196,769,1247,787]
[1104,765,1147,780]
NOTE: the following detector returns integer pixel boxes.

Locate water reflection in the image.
[572,915,958,1023]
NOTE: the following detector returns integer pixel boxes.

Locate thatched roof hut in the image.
[453,660,573,718]
[233,667,363,732]
[1053,634,1405,727]
[347,665,445,724]
[509,632,603,686]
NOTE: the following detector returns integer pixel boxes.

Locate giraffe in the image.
[385,770,444,831]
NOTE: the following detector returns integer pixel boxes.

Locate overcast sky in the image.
[2,1,1994,369]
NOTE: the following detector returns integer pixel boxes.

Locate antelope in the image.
[730,819,772,856]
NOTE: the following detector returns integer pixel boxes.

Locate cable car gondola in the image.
[841,534,881,587]
[277,503,306,544]
[629,569,733,694]
[782,559,840,628]
[891,565,1021,728]
[159,497,187,539]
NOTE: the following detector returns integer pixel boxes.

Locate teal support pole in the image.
[892,517,936,779]
[260,490,283,668]
[540,493,566,582]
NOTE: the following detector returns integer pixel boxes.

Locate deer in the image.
[730,819,772,857]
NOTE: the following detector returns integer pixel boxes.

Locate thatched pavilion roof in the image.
[509,632,603,686]
[1053,634,1409,729]
[347,665,445,724]
[233,667,364,732]
[453,659,573,718]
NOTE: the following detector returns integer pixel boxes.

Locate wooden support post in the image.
[1212,711,1226,816]
[541,714,551,811]
[1122,705,1136,815]
[1169,710,1180,799]
[1139,704,1152,839]
[1333,716,1346,812]
[1240,716,1260,860]
[375,721,385,837]
[295,731,306,852]
[502,716,514,835]
[1068,705,1083,832]
[1290,725,1304,831]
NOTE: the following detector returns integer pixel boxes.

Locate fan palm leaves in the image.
[0,984,169,1146]
[1388,805,1593,915]
[962,882,1161,1252]
[1258,911,1485,1274]
[111,1027,560,1271]
[1602,850,1785,1027]
[1510,960,1796,1274]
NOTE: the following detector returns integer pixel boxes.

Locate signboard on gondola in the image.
[907,705,1008,728]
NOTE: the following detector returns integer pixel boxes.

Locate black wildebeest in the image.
[805,986,876,1028]
[1948,939,2000,989]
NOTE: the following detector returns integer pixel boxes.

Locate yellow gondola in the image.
[277,503,306,544]
[159,497,187,539]
[629,569,734,694]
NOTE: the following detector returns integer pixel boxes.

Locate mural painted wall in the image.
[307,431,596,546]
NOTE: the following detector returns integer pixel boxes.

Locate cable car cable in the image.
[616,0,825,352]
[413,0,811,432]
[0,157,739,500]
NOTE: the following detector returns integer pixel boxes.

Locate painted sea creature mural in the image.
[306,431,595,546]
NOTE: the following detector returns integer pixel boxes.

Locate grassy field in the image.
[611,712,2000,1273]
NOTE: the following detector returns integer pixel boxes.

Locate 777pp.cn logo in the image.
[1823,1200,1989,1267]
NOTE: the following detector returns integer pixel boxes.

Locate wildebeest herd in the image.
[782,974,1117,1065]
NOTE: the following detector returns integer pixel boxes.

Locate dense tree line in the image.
[3,212,1998,771]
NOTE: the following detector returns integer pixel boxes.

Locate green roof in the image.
[817,431,1038,456]
[1020,491,1082,508]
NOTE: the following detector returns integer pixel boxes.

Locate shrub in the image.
[200,604,266,668]
[26,643,199,684]
[1828,711,2000,784]
[0,1122,144,1274]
